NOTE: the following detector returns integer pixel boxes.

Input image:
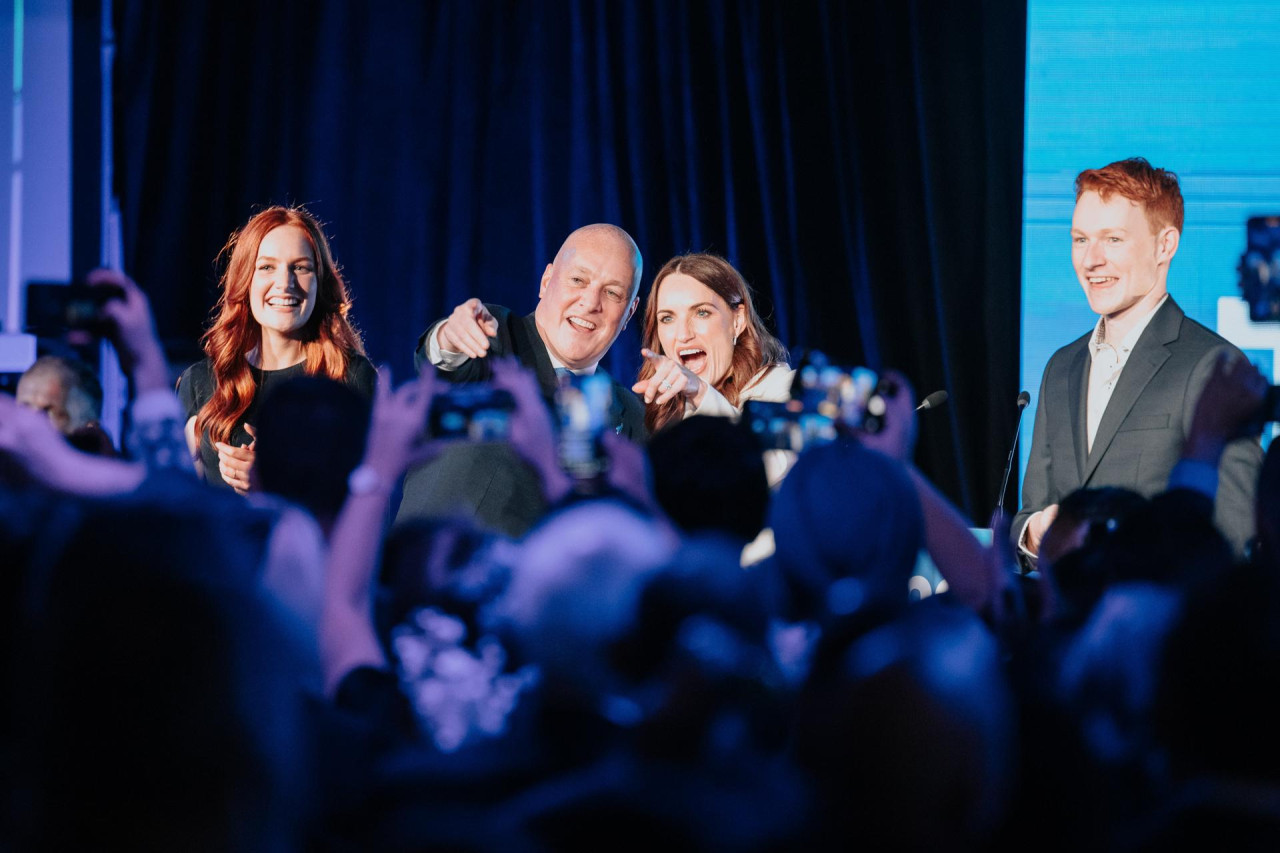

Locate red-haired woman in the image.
[632,253,790,434]
[179,206,375,493]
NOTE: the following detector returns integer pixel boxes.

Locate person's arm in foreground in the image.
[1168,349,1266,504]
[89,268,193,476]
[0,393,144,494]
[0,267,179,493]
[858,371,1005,611]
[320,367,434,697]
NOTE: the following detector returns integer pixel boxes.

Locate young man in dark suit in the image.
[396,224,645,535]
[1015,158,1262,564]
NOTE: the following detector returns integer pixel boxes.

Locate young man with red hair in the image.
[1014,158,1262,563]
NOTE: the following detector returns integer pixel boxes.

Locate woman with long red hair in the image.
[179,206,374,493]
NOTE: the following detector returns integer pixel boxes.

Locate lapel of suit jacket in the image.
[1064,341,1090,483]
[1082,298,1180,484]
[514,312,560,399]
[595,368,632,435]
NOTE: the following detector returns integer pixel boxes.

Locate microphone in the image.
[992,391,1031,525]
[916,390,949,411]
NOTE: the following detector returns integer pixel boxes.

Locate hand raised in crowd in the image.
[491,358,654,507]
[86,268,169,394]
[362,366,439,486]
[0,392,145,495]
[600,429,658,512]
[632,348,704,407]
[215,423,256,496]
[438,298,499,359]
[1184,349,1268,464]
[490,357,572,503]
[983,511,1024,628]
[856,369,919,463]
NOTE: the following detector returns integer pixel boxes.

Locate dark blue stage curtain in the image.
[111,0,1024,519]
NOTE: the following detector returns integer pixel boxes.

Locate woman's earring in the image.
[732,334,739,346]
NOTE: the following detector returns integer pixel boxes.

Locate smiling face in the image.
[654,272,746,387]
[1071,190,1178,330]
[249,225,319,340]
[533,228,640,371]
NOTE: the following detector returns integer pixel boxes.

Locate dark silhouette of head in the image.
[769,438,923,622]
[251,375,372,532]
[647,415,769,544]
[1040,486,1147,622]
[15,492,307,850]
[794,606,1013,849]
[1255,441,1280,571]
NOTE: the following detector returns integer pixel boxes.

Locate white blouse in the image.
[684,364,795,420]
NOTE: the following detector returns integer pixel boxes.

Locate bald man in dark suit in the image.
[396,224,646,536]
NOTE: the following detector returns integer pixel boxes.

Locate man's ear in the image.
[538,263,554,298]
[1156,227,1180,265]
[621,296,639,331]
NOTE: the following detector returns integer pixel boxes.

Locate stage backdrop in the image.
[106,0,1025,519]
[1021,0,1280,488]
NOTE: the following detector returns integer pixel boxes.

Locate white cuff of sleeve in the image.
[1017,516,1038,561]
[688,383,739,420]
[426,322,470,372]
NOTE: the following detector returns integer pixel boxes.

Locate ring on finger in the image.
[659,380,672,390]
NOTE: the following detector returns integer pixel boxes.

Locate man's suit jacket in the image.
[1014,297,1262,557]
[396,305,646,537]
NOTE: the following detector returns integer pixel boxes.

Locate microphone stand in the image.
[992,391,1031,525]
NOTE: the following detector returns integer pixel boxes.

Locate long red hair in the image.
[195,206,365,446]
[637,253,788,433]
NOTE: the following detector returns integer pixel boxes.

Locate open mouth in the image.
[678,347,707,374]
[567,316,597,333]
[266,295,302,309]
[1086,276,1118,287]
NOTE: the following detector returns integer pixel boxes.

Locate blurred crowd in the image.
[2,267,1278,853]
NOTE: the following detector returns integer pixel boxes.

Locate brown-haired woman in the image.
[179,206,374,493]
[632,253,790,434]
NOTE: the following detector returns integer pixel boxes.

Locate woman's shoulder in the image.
[178,357,215,384]
[741,364,795,402]
[176,358,216,414]
[343,353,378,398]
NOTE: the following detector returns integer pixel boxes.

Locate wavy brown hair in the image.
[637,253,788,433]
[195,206,365,446]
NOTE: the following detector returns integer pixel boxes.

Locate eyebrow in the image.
[570,265,628,287]
[658,302,716,313]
